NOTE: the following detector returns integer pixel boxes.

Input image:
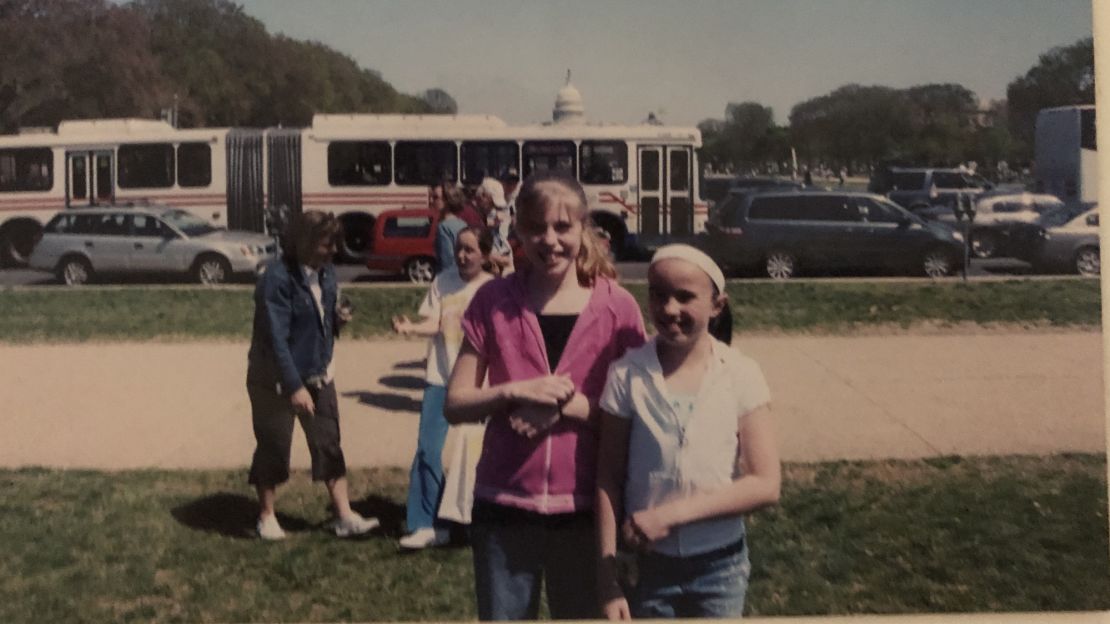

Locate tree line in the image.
[0,0,457,132]
[698,37,1094,178]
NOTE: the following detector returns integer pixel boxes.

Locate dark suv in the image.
[703,190,965,278]
[870,167,994,211]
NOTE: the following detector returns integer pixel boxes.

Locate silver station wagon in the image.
[29,206,276,285]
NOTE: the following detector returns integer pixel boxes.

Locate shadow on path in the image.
[378,375,425,391]
[343,391,421,413]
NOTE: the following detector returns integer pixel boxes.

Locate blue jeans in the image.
[406,384,450,532]
[470,501,599,620]
[631,539,751,619]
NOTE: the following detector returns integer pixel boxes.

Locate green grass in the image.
[1,455,1107,622]
[0,279,1100,342]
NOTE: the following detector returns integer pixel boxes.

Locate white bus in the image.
[1034,105,1097,207]
[0,113,704,264]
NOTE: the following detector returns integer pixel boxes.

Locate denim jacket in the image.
[247,257,338,394]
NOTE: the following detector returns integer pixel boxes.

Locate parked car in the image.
[965,192,1066,259]
[703,189,965,279]
[365,208,439,283]
[28,206,276,286]
[870,167,994,211]
[1010,205,1099,276]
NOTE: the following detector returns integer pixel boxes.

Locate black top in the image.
[537,314,578,373]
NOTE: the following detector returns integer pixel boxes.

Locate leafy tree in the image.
[1006,37,1094,160]
[422,88,458,114]
[0,0,170,131]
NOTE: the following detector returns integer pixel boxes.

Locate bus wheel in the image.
[590,213,627,260]
[0,220,42,268]
[338,213,376,263]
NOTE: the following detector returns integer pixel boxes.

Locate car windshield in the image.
[1039,207,1076,228]
[160,209,218,237]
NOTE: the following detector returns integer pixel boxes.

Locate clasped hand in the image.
[505,374,575,438]
[622,507,672,551]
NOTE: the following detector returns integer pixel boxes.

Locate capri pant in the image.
[247,380,346,486]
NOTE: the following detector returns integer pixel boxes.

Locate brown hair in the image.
[514,171,616,286]
[456,226,497,275]
[281,210,342,263]
[442,184,466,216]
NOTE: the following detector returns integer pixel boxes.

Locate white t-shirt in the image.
[600,337,771,557]
[302,265,336,383]
[420,268,494,385]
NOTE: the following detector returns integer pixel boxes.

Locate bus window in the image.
[394,141,457,186]
[0,147,53,192]
[327,141,391,186]
[1081,108,1096,151]
[178,143,212,187]
[461,141,519,185]
[580,140,628,185]
[118,143,174,188]
[523,141,576,177]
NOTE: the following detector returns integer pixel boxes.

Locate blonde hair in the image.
[514,171,616,286]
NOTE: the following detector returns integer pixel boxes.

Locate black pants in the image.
[247,381,346,486]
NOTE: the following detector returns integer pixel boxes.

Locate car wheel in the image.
[193,254,231,285]
[970,230,998,259]
[764,250,797,280]
[404,257,435,284]
[56,256,93,286]
[922,248,954,278]
[1074,246,1100,277]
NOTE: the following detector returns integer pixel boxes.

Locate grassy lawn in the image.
[1,455,1107,622]
[0,279,1100,342]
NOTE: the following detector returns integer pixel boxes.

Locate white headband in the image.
[650,244,726,293]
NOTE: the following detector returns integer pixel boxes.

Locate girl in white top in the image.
[596,244,781,619]
[393,227,495,549]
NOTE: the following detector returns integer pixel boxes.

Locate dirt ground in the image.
[1,330,1104,471]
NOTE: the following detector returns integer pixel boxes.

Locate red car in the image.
[365,209,440,283]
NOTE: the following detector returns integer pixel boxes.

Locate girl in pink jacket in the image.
[446,171,645,620]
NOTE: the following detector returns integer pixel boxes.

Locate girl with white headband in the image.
[596,244,781,619]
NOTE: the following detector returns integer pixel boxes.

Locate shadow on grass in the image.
[350,493,407,538]
[170,492,314,539]
[343,391,421,413]
[378,374,425,391]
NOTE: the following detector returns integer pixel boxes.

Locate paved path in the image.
[1,331,1104,470]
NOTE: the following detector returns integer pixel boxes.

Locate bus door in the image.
[667,146,693,236]
[638,147,662,236]
[66,150,114,207]
[638,146,694,237]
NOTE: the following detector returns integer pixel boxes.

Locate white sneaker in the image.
[256,514,286,540]
[331,512,380,538]
[399,527,451,549]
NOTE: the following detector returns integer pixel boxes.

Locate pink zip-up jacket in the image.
[460,271,646,514]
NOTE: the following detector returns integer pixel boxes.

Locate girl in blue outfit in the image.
[596,244,781,619]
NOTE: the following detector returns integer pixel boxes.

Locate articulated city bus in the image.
[1034,105,1097,208]
[0,113,704,264]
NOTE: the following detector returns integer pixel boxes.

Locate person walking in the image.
[246,210,380,540]
[446,171,646,620]
[393,227,496,549]
[595,244,781,619]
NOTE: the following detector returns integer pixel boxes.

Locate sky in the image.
[236,0,1093,128]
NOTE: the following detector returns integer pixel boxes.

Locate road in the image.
[0,257,1063,286]
[1,330,1102,470]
